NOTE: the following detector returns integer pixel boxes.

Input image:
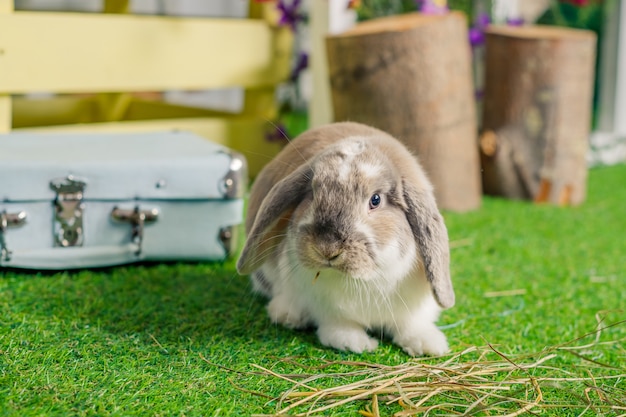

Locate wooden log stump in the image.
[480,25,597,206]
[326,12,481,212]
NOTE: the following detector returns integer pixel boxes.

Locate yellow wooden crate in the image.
[0,0,292,176]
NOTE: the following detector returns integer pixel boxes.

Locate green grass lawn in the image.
[1,164,625,416]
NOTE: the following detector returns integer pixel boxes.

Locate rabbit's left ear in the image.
[402,180,455,309]
[237,163,313,275]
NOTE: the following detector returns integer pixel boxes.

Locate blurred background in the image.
[2,0,623,187]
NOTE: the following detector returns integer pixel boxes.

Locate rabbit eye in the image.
[369,193,381,210]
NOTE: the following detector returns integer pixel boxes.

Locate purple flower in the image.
[265,123,290,144]
[562,0,590,5]
[469,27,485,46]
[469,12,490,47]
[290,52,309,82]
[416,0,448,15]
[506,16,525,26]
[476,12,490,27]
[277,0,305,31]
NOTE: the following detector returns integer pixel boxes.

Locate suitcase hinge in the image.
[111,206,159,256]
[50,176,87,247]
[219,226,234,258]
[0,210,27,262]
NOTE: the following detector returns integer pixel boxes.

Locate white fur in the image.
[256,230,448,356]
[359,162,383,179]
[334,138,366,181]
[337,160,352,182]
[340,137,366,156]
[376,234,417,286]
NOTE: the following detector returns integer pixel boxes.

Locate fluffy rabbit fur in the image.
[237,122,454,356]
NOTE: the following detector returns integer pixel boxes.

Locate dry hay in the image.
[230,321,626,417]
[250,346,625,416]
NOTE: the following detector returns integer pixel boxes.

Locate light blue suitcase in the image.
[0,131,247,269]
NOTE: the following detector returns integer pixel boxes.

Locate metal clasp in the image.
[219,151,247,199]
[50,176,87,247]
[1,210,27,262]
[111,206,159,255]
[219,226,234,258]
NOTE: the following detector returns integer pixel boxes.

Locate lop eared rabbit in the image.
[237,122,454,356]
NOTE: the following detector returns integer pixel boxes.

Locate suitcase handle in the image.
[1,243,140,270]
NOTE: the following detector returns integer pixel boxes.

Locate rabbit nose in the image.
[327,250,342,262]
[315,246,343,264]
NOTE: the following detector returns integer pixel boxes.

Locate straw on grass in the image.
[243,322,626,416]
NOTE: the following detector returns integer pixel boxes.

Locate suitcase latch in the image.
[50,176,87,247]
[219,151,247,199]
[0,210,27,262]
[111,206,159,256]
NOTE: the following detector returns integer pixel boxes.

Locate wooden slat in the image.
[96,93,133,122]
[309,0,333,128]
[0,0,13,13]
[12,96,96,128]
[103,0,130,13]
[12,95,254,127]
[242,87,279,120]
[0,0,11,131]
[0,11,292,94]
[248,1,283,25]
[0,95,10,132]
[122,98,234,121]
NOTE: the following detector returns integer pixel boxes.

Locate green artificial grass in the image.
[1,164,625,416]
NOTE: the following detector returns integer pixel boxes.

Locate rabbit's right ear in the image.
[237,163,313,275]
[402,179,455,309]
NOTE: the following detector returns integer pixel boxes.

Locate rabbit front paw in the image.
[394,324,449,357]
[267,296,310,329]
[317,324,379,353]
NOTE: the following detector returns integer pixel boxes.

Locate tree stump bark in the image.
[326,12,481,212]
[480,25,597,206]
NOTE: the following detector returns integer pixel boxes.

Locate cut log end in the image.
[486,24,596,41]
[333,11,465,38]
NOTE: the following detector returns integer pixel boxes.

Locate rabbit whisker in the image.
[263,118,309,167]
